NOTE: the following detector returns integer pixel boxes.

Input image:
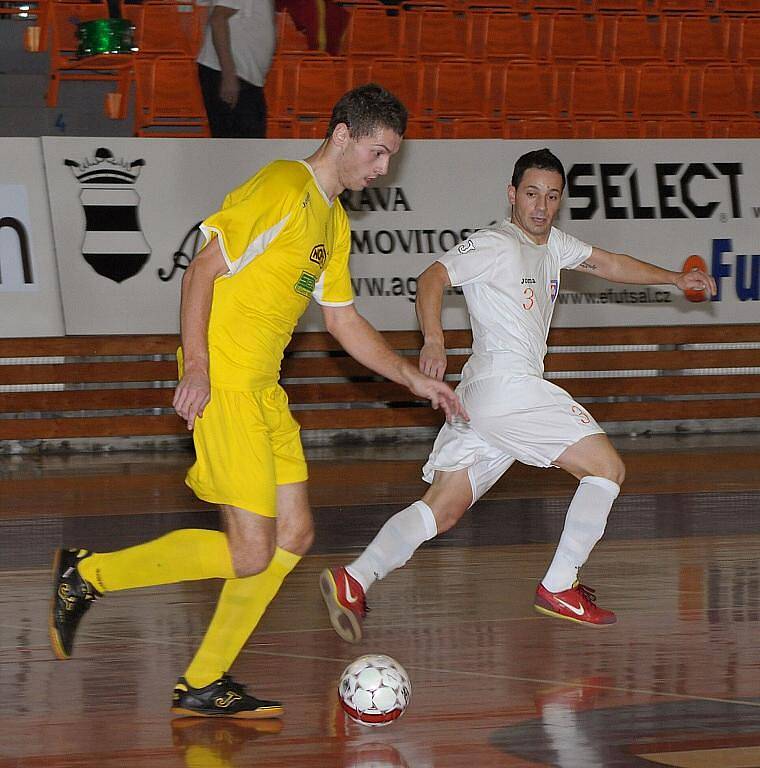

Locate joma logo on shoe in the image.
[58,584,78,611]
[213,692,242,708]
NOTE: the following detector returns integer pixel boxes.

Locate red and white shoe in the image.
[534,581,616,626]
[320,566,368,643]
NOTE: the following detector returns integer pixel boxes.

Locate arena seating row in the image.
[2,326,759,443]
[327,8,760,64]
[344,0,754,14]
[266,6,760,138]
[14,0,760,137]
[264,57,760,123]
[270,114,760,138]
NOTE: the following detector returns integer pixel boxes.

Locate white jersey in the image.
[197,0,275,88]
[438,220,591,382]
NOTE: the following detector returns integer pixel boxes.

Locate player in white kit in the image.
[320,148,717,640]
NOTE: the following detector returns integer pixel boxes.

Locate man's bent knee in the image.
[423,469,472,534]
[228,539,276,578]
[556,434,625,486]
[593,448,625,486]
[606,455,626,486]
[274,481,313,556]
[222,505,278,577]
[281,523,313,557]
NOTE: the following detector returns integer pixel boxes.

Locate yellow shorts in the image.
[185,383,308,517]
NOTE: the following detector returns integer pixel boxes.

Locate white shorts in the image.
[422,374,605,503]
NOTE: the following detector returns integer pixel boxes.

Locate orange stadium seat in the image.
[738,17,760,64]
[275,11,310,54]
[470,11,539,61]
[530,0,583,11]
[589,0,655,12]
[697,64,752,118]
[633,63,691,117]
[334,0,387,7]
[716,0,758,11]
[465,0,523,9]
[498,62,559,117]
[292,116,330,137]
[403,9,470,58]
[133,55,209,137]
[267,116,296,137]
[423,59,490,116]
[505,117,574,137]
[350,58,424,114]
[545,13,604,62]
[610,14,667,64]
[278,55,352,116]
[569,63,626,117]
[673,14,731,64]
[123,2,202,58]
[405,118,438,137]
[575,118,643,137]
[752,64,760,114]
[403,0,451,8]
[709,119,760,137]
[264,56,285,116]
[657,0,713,13]
[435,117,502,137]
[46,0,134,115]
[643,118,710,137]
[342,7,404,58]
[463,0,525,13]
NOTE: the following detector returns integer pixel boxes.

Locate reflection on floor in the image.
[2,432,760,767]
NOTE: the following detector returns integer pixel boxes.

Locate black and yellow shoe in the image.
[49,548,100,660]
[171,676,284,720]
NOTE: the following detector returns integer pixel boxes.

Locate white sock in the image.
[346,500,438,592]
[541,476,620,593]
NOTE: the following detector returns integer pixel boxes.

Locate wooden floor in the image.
[3,433,760,767]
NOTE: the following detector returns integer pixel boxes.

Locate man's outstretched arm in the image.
[577,247,717,296]
[321,303,468,422]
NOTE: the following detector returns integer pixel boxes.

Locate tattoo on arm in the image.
[578,260,598,271]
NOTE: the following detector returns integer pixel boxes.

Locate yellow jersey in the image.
[197,159,353,391]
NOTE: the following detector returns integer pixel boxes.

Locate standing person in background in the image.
[197,0,275,137]
[49,85,467,720]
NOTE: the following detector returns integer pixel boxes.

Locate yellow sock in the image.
[184,547,301,689]
[78,529,235,593]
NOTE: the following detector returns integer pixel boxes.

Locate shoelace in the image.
[218,675,247,695]
[576,584,597,604]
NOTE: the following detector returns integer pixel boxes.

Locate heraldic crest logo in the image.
[64,147,152,283]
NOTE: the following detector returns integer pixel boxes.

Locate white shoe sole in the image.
[319,569,363,643]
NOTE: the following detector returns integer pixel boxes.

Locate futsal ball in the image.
[338,654,411,727]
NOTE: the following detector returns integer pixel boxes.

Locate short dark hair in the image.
[327,83,408,140]
[511,148,566,191]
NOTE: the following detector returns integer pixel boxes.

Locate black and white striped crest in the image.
[65,147,152,283]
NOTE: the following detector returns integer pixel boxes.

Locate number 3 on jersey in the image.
[571,404,591,424]
[522,287,535,310]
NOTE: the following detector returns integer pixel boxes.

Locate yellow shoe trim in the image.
[49,549,69,660]
[170,705,284,720]
[533,604,613,628]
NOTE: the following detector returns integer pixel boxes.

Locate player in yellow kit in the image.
[49,84,466,719]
